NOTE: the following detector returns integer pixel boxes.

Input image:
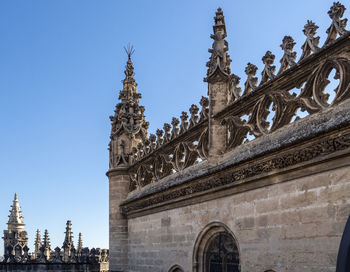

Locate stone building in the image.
[1,194,109,271]
[108,2,350,272]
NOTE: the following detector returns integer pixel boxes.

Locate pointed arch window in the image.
[204,231,240,272]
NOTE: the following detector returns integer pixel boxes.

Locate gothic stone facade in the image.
[108,3,350,272]
[1,194,109,272]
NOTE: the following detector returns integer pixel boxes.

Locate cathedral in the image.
[107,2,350,272]
[1,194,109,271]
[2,2,350,272]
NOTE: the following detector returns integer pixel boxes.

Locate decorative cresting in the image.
[128,96,209,191]
[221,2,350,151]
[109,45,149,169]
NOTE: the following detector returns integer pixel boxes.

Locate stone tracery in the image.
[107,2,350,193]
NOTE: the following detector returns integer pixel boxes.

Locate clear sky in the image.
[0,0,348,256]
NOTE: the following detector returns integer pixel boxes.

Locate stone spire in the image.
[41,229,51,261]
[34,229,42,259]
[3,193,28,262]
[62,220,74,262]
[205,8,232,83]
[109,45,149,169]
[63,220,74,250]
[77,232,83,252]
[7,193,25,232]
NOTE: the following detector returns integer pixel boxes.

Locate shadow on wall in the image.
[336,215,350,272]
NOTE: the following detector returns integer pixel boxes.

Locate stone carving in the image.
[129,123,209,190]
[199,96,209,121]
[156,129,164,148]
[2,197,109,266]
[189,105,199,127]
[205,8,232,83]
[149,134,157,151]
[243,63,258,95]
[116,3,350,195]
[299,57,350,110]
[278,36,297,75]
[122,131,350,214]
[229,74,242,101]
[260,51,276,85]
[300,20,320,60]
[163,123,171,143]
[109,46,148,169]
[223,54,350,150]
[171,117,180,139]
[325,2,348,45]
[180,112,189,134]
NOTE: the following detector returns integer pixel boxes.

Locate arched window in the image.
[193,222,240,272]
[204,232,240,272]
[168,264,184,272]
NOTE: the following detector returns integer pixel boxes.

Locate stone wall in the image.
[126,160,350,272]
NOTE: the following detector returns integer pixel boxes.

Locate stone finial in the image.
[171,117,180,139]
[53,247,62,263]
[300,20,320,60]
[7,193,25,232]
[204,8,232,83]
[163,123,171,143]
[325,2,348,45]
[229,74,242,102]
[149,134,157,151]
[199,96,209,120]
[261,51,276,85]
[278,36,297,75]
[244,63,258,95]
[180,112,189,134]
[156,129,164,148]
[143,138,150,155]
[189,105,199,127]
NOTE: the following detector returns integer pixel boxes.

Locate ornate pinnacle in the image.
[34,229,42,258]
[204,8,232,83]
[77,233,83,252]
[42,229,51,249]
[63,220,74,250]
[7,193,25,231]
[109,47,149,169]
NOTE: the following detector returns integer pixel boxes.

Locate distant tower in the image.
[77,232,83,252]
[62,220,74,262]
[33,229,42,259]
[107,46,149,271]
[2,193,28,262]
[41,229,51,261]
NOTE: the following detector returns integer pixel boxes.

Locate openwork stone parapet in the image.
[110,2,350,201]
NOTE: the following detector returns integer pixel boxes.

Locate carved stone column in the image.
[205,8,231,159]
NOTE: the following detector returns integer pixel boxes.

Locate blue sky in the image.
[0,0,347,255]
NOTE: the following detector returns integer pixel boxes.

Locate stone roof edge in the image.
[121,98,350,206]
